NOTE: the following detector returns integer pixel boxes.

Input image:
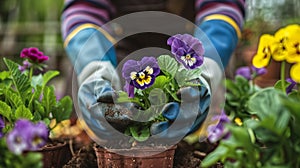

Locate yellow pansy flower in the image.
[252,34,275,68]
[272,24,300,61]
[286,26,300,63]
[290,62,300,83]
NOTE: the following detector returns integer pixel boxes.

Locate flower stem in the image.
[29,66,33,80]
[280,61,286,93]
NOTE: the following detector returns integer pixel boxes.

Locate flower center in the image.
[130,66,154,87]
[263,47,271,58]
[181,54,196,67]
[32,135,43,146]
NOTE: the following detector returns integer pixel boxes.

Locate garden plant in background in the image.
[0,47,73,167]
[201,24,300,168]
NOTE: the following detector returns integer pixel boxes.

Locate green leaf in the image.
[15,105,33,120]
[3,89,24,109]
[41,86,56,117]
[31,74,43,88]
[151,75,168,89]
[0,100,12,121]
[33,100,46,119]
[130,125,150,142]
[0,71,10,80]
[201,145,229,168]
[248,88,291,135]
[28,85,43,111]
[52,96,73,123]
[3,58,31,100]
[184,67,203,81]
[157,55,178,78]
[148,88,168,106]
[42,70,60,87]
[274,80,289,91]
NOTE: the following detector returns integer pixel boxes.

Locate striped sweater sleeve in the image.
[61,0,117,74]
[62,0,115,41]
[194,0,246,67]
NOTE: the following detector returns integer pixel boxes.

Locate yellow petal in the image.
[252,34,274,68]
[252,53,270,68]
[290,63,300,83]
[286,29,300,63]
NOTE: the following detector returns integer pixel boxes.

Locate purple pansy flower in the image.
[286,78,297,94]
[167,34,204,69]
[235,66,267,80]
[0,116,4,138]
[122,57,160,96]
[207,110,230,143]
[20,47,49,63]
[235,66,252,80]
[6,119,49,154]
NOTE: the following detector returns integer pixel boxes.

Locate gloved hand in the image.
[77,61,135,144]
[150,78,211,143]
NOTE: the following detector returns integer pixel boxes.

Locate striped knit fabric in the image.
[62,0,246,40]
[61,0,115,40]
[195,0,246,36]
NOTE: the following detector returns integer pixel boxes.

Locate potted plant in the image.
[92,34,207,168]
[201,24,300,168]
[0,47,73,167]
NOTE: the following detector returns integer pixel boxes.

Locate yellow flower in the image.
[252,34,275,68]
[285,26,300,63]
[272,24,300,61]
[290,62,300,83]
[234,117,243,126]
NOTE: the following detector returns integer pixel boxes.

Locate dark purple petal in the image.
[124,81,135,98]
[251,66,267,76]
[20,47,49,63]
[167,34,204,69]
[122,57,160,91]
[235,66,252,80]
[0,117,4,138]
[286,78,297,94]
[122,60,140,82]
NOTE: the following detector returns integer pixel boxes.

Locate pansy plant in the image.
[117,34,205,142]
[202,24,300,168]
[0,47,73,166]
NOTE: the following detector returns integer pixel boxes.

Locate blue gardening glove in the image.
[150,78,211,141]
[77,62,135,143]
[65,26,133,143]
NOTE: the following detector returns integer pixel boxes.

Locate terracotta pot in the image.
[94,145,177,168]
[38,140,72,168]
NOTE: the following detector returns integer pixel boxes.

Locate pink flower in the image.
[20,47,49,63]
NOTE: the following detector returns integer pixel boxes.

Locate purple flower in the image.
[122,57,160,94]
[167,34,204,69]
[286,78,297,94]
[20,47,49,63]
[235,66,252,80]
[0,117,4,138]
[6,119,49,154]
[207,110,230,143]
[252,66,267,77]
[235,66,267,80]
[18,60,32,72]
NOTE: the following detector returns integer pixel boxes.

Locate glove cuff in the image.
[78,61,120,89]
